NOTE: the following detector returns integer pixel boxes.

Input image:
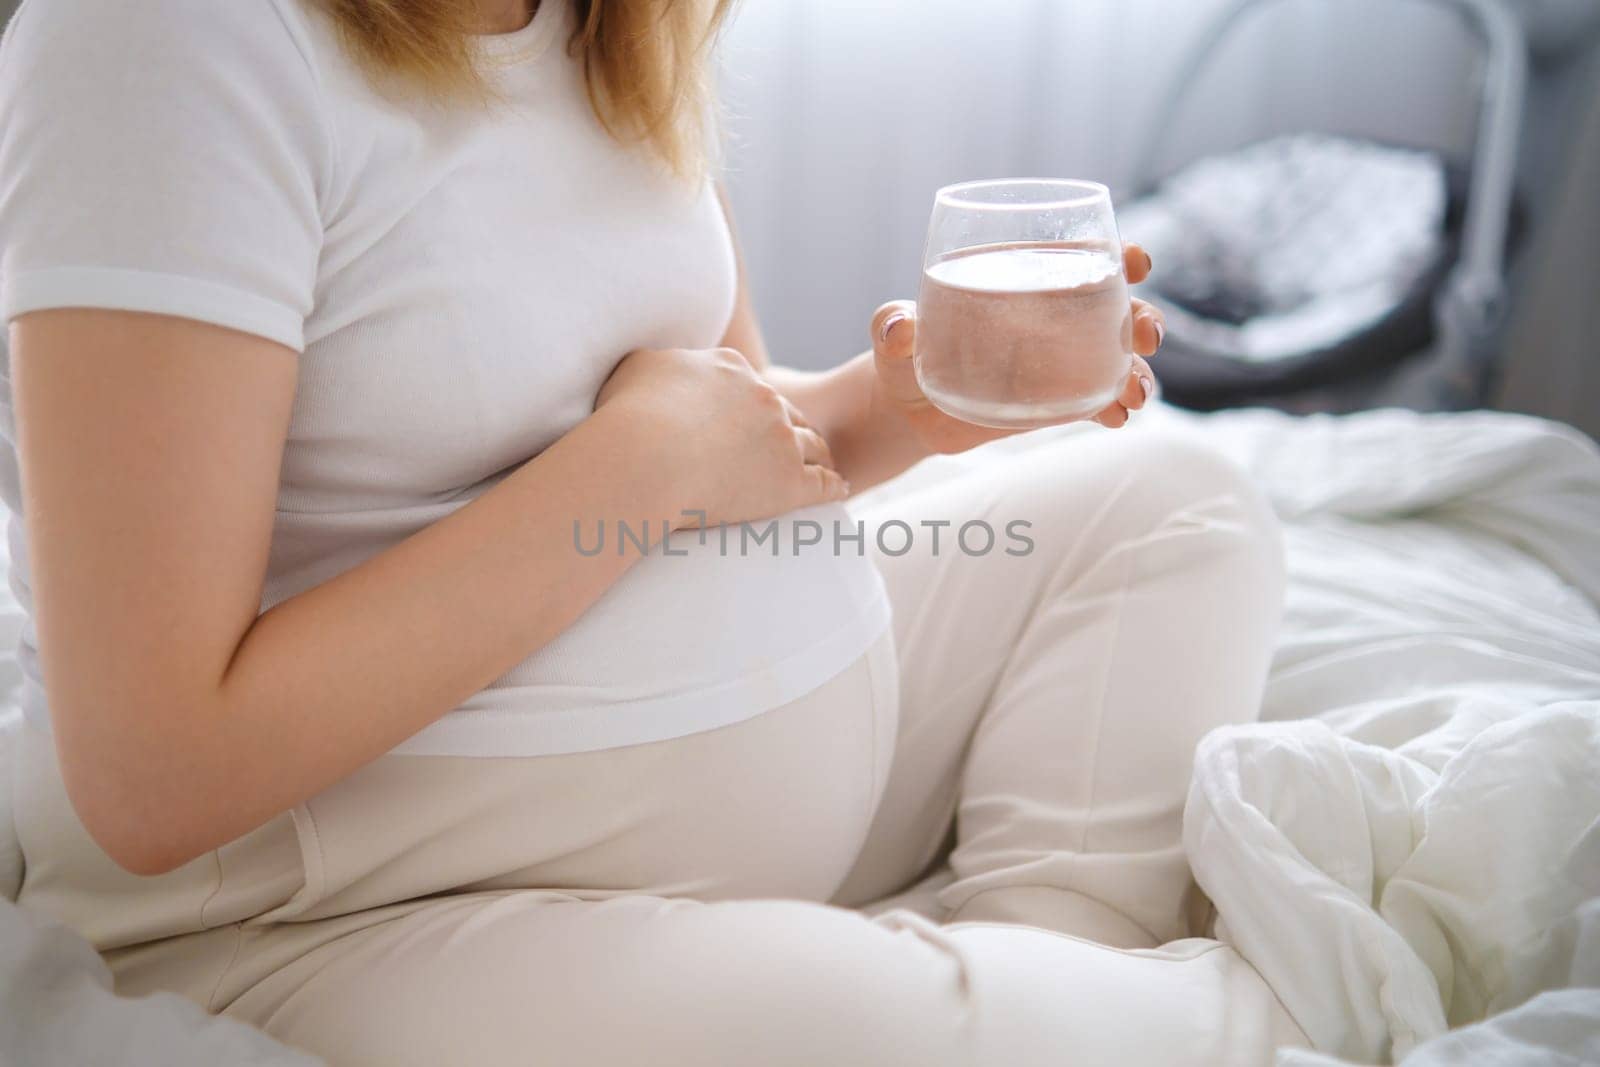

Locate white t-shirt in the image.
[0,0,889,756]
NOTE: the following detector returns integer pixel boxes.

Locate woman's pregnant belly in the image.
[392,502,892,757]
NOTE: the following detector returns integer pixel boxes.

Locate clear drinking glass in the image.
[915,179,1134,429]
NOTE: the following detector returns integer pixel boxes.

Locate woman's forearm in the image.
[101,406,675,873]
[767,354,931,493]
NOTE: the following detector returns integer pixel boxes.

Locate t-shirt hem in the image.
[387,589,894,758]
[3,267,305,352]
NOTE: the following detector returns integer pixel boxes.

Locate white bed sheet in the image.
[2,403,1597,1066]
[1180,409,1600,1067]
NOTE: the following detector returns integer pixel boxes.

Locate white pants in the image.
[36,429,1303,1064]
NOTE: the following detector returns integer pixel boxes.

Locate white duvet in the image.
[1168,410,1600,1065]
[3,405,1598,1066]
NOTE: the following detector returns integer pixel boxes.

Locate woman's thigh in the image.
[220,889,1307,1067]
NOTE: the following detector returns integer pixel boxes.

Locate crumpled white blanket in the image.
[1337,897,1600,1066]
[1167,408,1600,1065]
[1190,711,1599,1065]
[2,404,1597,1066]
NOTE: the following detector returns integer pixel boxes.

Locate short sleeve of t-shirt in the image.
[0,0,331,352]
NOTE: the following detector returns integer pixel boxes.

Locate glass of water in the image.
[915,179,1134,429]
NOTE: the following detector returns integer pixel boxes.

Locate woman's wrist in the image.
[582,400,702,529]
[768,353,931,493]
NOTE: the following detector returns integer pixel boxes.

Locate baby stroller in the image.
[1121,0,1527,414]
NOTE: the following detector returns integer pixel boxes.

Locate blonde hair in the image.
[314,0,732,175]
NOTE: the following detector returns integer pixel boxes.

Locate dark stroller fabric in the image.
[1121,134,1455,409]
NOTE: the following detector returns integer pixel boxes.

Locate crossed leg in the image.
[836,428,1285,949]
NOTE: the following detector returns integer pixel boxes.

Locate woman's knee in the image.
[1111,430,1286,623]
[1124,430,1280,565]
[1012,430,1281,568]
[1098,429,1275,533]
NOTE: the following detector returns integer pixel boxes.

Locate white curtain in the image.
[718,0,1481,369]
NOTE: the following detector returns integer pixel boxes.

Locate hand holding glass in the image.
[915,179,1134,429]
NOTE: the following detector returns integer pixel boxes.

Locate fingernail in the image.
[1140,375,1154,401]
[879,313,906,344]
[1153,320,1165,348]
[1143,249,1154,274]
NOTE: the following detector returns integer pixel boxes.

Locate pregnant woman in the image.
[0,0,1302,1063]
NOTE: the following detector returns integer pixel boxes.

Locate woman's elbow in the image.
[72,798,201,876]
[94,828,196,878]
[57,737,212,877]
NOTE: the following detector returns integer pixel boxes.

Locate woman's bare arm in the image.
[13,310,682,875]
[716,188,1166,484]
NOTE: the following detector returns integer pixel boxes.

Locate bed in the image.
[3,403,1598,1066]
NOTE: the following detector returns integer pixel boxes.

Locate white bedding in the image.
[3,404,1598,1066]
[1173,409,1600,1065]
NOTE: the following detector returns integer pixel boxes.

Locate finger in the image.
[1123,243,1154,286]
[1094,403,1131,429]
[793,424,835,470]
[1131,299,1166,357]
[1116,355,1156,411]
[870,301,918,363]
[778,394,814,431]
[800,462,851,504]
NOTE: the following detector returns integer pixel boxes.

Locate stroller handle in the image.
[1130,0,1527,338]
